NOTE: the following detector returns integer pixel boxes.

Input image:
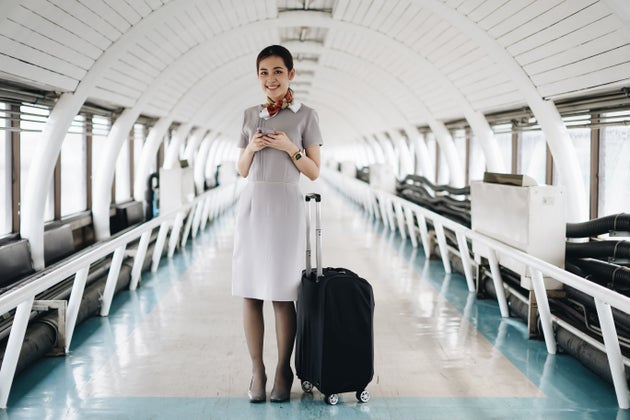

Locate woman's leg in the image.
[243,298,266,391]
[271,300,296,394]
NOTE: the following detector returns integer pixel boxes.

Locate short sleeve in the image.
[238,111,249,148]
[301,108,323,149]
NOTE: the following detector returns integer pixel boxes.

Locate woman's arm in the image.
[292,144,320,181]
[237,130,269,178]
[262,130,321,180]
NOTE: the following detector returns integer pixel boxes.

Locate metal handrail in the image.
[324,169,630,409]
[0,181,242,408]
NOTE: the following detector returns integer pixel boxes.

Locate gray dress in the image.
[232,102,323,301]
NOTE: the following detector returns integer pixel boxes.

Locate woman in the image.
[232,45,322,403]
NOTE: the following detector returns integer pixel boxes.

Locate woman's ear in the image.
[289,68,296,81]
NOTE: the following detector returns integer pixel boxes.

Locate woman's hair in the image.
[256,45,294,72]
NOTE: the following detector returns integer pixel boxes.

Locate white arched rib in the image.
[421,0,587,221]
[20,0,195,269]
[278,11,505,173]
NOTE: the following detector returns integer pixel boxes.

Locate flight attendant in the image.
[232,45,323,403]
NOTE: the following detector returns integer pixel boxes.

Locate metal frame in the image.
[0,181,242,408]
[326,169,630,409]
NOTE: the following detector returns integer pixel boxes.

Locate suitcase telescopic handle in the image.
[305,193,323,279]
[305,193,321,202]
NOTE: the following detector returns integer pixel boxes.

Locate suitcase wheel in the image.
[324,394,339,405]
[356,390,370,403]
[301,381,313,393]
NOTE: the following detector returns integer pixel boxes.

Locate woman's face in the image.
[258,55,295,102]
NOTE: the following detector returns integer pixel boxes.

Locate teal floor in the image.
[3,185,628,420]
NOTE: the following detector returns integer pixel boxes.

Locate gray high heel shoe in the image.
[248,375,266,403]
[270,370,293,403]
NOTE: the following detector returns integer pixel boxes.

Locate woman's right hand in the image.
[248,130,270,152]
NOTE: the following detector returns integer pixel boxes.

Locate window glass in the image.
[20,104,53,221]
[60,115,86,216]
[453,129,467,174]
[492,124,512,174]
[115,136,131,203]
[91,115,111,200]
[0,103,10,234]
[519,130,546,185]
[425,132,437,183]
[133,123,145,178]
[600,111,630,217]
[554,124,591,205]
[468,133,486,182]
[437,145,449,186]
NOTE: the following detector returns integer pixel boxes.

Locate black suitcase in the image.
[295,193,375,405]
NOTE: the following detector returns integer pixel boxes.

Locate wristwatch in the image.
[292,150,303,161]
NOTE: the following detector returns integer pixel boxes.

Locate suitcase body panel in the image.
[296,268,375,396]
[295,194,375,398]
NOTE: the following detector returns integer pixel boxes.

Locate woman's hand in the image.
[262,130,295,153]
[246,130,270,153]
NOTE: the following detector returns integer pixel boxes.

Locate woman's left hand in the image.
[263,131,294,153]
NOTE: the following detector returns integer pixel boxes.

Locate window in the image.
[565,119,591,206]
[115,136,131,203]
[0,102,10,235]
[61,115,87,216]
[599,111,630,217]
[437,146,449,186]
[491,124,512,175]
[453,129,467,176]
[519,130,546,185]
[133,123,146,178]
[19,104,53,222]
[91,115,111,200]
[425,132,437,183]
[468,133,486,182]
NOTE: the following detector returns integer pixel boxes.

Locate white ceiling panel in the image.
[517,15,622,69]
[74,0,131,35]
[143,0,167,11]
[0,19,94,69]
[0,55,78,91]
[103,0,143,25]
[539,61,630,99]
[59,0,124,42]
[506,1,611,58]
[10,5,107,57]
[456,0,490,17]
[0,0,628,146]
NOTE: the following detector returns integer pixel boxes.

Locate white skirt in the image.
[232,181,306,301]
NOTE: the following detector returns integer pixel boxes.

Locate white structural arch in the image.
[420,0,588,221]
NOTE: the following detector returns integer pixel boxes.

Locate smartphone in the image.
[257,128,276,135]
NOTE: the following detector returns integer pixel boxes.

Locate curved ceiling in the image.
[1,0,629,145]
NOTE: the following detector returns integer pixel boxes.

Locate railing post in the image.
[487,249,510,318]
[594,298,630,409]
[201,194,213,230]
[393,201,407,239]
[130,229,151,290]
[0,297,34,408]
[191,199,206,237]
[167,211,185,258]
[530,268,557,354]
[100,245,126,316]
[404,206,418,248]
[455,231,475,292]
[385,197,396,231]
[377,193,390,229]
[151,221,170,272]
[434,221,452,274]
[65,267,89,351]
[180,206,196,248]
[414,210,431,258]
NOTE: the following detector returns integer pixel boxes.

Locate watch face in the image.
[295,152,302,160]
